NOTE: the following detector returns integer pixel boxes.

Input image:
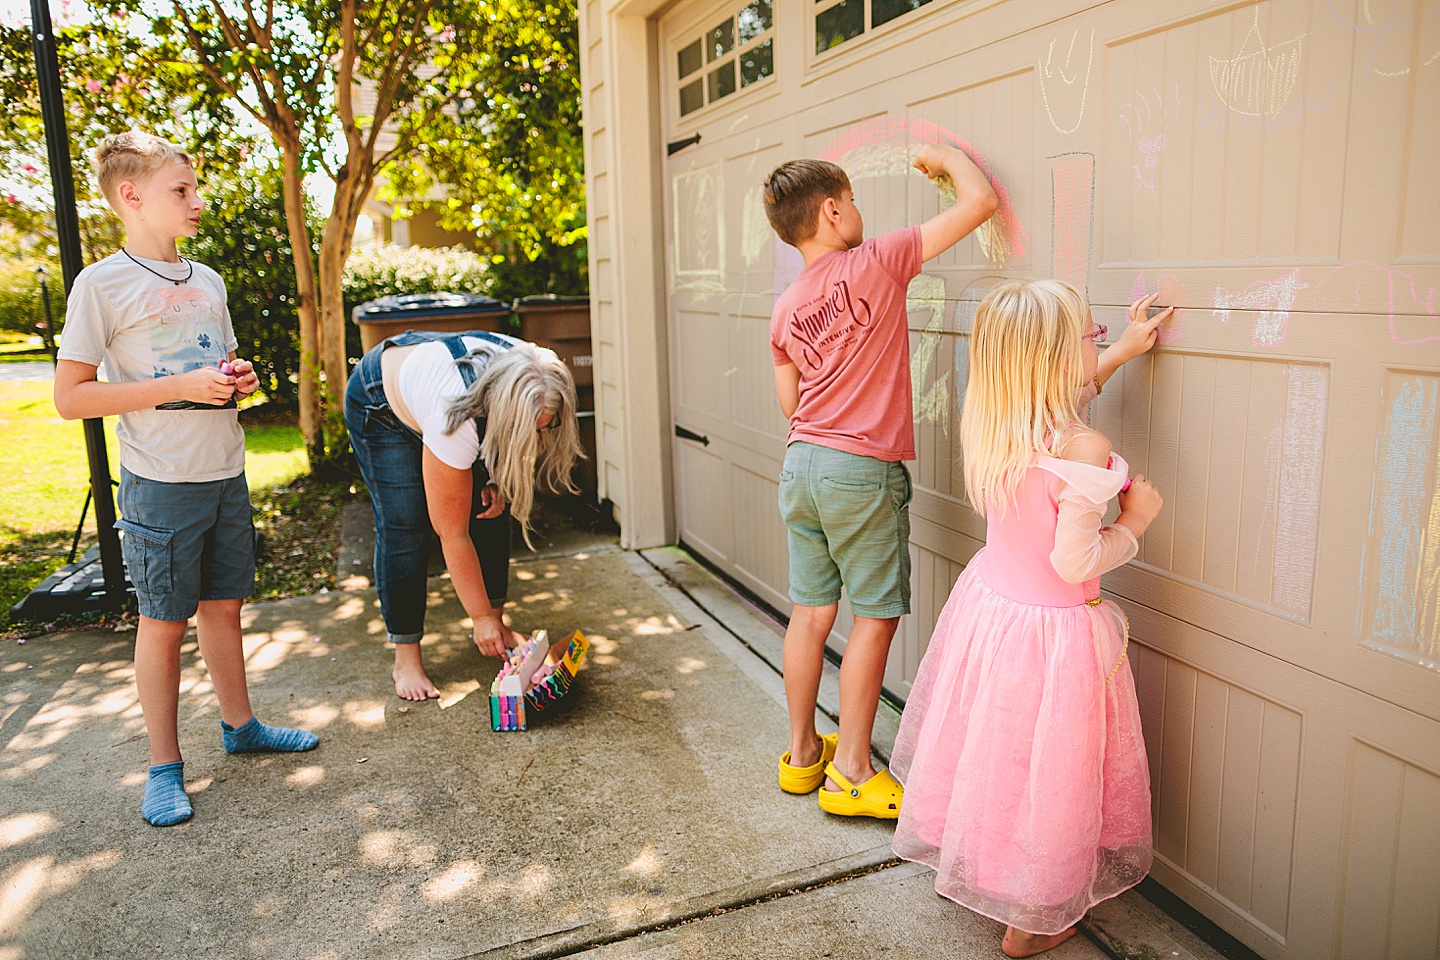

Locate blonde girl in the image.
[345,331,584,701]
[890,279,1169,957]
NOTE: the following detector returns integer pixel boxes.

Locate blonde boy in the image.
[54,130,318,827]
[765,146,997,817]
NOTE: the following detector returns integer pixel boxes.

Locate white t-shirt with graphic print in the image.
[57,251,244,483]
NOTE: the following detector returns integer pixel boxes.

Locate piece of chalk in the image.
[1120,478,1133,493]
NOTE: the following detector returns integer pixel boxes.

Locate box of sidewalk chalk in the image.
[489,630,589,732]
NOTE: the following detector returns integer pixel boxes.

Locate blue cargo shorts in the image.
[778,441,912,619]
[116,466,256,622]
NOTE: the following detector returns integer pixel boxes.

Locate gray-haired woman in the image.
[344,330,584,700]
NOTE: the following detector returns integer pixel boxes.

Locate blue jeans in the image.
[345,332,511,644]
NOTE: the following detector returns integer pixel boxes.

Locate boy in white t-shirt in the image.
[54,130,318,828]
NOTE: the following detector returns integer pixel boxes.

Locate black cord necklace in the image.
[122,248,193,286]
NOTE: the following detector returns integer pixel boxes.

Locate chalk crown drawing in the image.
[1209,9,1304,119]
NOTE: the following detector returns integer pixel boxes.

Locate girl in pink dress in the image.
[891,279,1171,958]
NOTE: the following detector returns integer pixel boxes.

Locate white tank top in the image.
[395,333,521,470]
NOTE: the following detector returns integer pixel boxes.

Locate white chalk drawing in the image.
[742,184,770,268]
[1327,0,1440,80]
[1212,269,1307,347]
[908,274,952,430]
[1362,374,1440,670]
[1273,364,1328,617]
[1209,9,1304,120]
[1039,29,1094,135]
[1120,85,1180,195]
[671,166,726,293]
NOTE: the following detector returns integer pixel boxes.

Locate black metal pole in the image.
[31,0,126,601]
[36,268,58,363]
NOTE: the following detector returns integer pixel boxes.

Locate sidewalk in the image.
[0,521,1222,959]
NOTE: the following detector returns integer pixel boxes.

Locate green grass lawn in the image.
[0,381,356,633]
[0,335,53,363]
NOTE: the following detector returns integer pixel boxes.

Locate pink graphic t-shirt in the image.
[769,226,922,462]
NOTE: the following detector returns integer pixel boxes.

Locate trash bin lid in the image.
[511,294,591,311]
[352,292,509,322]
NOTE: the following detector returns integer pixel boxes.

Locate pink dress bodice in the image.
[970,453,1138,607]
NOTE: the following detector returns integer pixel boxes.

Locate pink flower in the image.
[23,163,36,173]
[5,194,17,204]
[85,80,101,94]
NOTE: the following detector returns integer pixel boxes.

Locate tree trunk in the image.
[278,146,324,461]
[313,156,371,465]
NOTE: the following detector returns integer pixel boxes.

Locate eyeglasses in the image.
[1082,323,1108,343]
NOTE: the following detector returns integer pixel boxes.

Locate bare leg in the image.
[783,603,837,767]
[826,615,899,789]
[392,643,440,701]
[1002,927,1077,958]
[194,599,254,728]
[134,615,189,766]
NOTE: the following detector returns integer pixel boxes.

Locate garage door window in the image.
[677,0,774,117]
[815,0,934,54]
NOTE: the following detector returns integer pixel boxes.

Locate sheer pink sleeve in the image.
[1037,455,1138,585]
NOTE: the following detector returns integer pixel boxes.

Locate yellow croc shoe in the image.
[817,762,903,819]
[778,732,839,794]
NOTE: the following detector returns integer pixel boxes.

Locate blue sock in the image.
[222,716,320,754]
[142,761,193,826]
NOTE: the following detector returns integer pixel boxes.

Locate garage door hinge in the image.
[675,424,709,446]
[667,133,701,156]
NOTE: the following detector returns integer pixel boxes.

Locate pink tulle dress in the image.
[890,449,1153,935]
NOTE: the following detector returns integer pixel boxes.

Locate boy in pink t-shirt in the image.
[767,148,998,818]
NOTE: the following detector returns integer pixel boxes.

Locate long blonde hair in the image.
[444,341,584,546]
[960,278,1088,516]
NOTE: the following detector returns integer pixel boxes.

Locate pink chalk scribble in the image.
[1311,260,1440,346]
[1130,271,1187,345]
[817,115,1028,265]
[1051,153,1093,297]
[1120,86,1179,195]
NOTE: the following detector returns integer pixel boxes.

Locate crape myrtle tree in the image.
[383,0,586,300]
[90,0,582,468]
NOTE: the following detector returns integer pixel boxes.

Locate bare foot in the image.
[1002,926,1077,958]
[392,646,440,701]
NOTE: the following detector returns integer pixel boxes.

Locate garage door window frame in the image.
[673,0,777,121]
[809,0,962,71]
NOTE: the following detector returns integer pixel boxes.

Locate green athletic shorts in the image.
[778,441,912,618]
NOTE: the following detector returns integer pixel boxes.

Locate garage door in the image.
[657,2,1440,957]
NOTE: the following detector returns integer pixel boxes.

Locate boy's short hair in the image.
[764,159,851,247]
[93,130,192,207]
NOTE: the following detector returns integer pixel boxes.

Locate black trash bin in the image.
[353,292,512,354]
[512,295,595,501]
